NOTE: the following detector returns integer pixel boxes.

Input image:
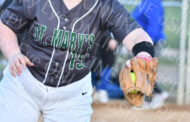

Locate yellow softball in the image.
[129,72,138,94]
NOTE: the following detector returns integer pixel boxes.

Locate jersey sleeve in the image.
[0,0,33,34]
[104,0,141,42]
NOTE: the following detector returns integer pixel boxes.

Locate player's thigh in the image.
[43,97,93,122]
[43,84,93,122]
[0,75,40,122]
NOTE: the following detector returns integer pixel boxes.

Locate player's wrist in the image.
[132,41,155,57]
[136,52,152,62]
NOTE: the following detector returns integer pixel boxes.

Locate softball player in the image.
[0,0,155,122]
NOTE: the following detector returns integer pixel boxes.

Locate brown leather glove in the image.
[119,57,158,107]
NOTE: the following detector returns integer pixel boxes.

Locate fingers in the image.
[13,63,20,76]
[136,52,152,62]
[20,56,26,69]
[108,39,117,51]
[126,60,131,68]
[9,65,15,77]
[8,54,34,77]
[15,58,22,73]
[126,52,152,68]
[9,59,22,77]
[25,57,34,66]
[9,63,20,77]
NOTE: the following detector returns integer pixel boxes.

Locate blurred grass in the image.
[164,7,181,49]
[159,57,179,65]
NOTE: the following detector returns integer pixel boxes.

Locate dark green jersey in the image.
[0,0,140,87]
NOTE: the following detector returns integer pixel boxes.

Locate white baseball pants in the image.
[0,66,93,122]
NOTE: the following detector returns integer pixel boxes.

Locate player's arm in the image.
[0,21,33,77]
[103,0,154,59]
[0,0,35,77]
[122,28,153,51]
[0,21,20,60]
[122,28,154,67]
[120,29,157,106]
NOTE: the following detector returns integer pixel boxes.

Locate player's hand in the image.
[8,53,34,77]
[108,39,118,51]
[126,52,152,68]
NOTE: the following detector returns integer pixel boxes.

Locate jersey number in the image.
[69,52,85,70]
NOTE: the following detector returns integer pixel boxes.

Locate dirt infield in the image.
[38,100,190,122]
[91,100,190,122]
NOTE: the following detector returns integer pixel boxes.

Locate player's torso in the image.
[20,0,106,87]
